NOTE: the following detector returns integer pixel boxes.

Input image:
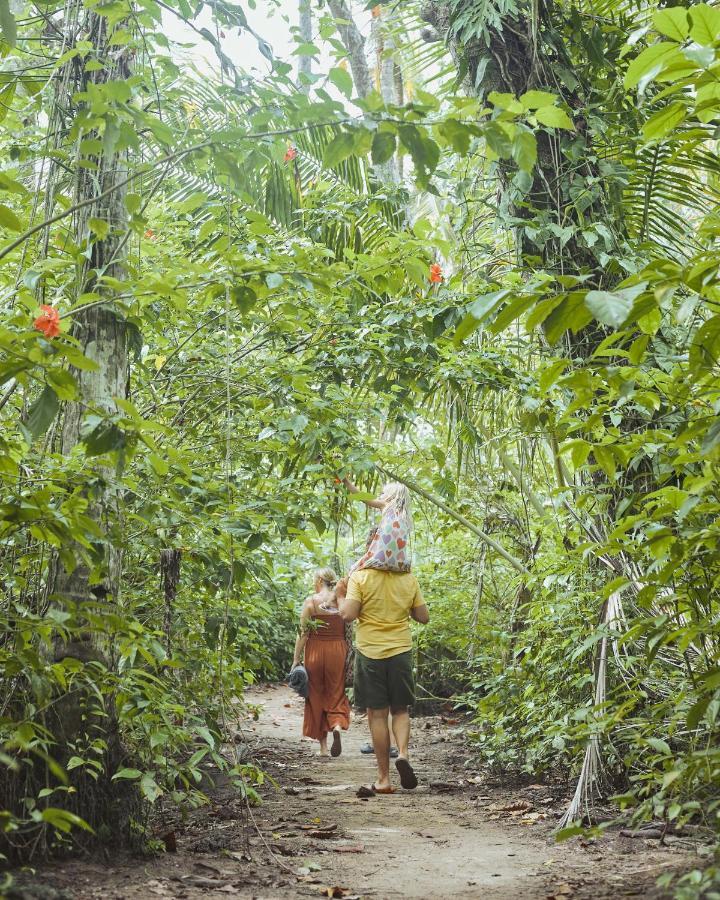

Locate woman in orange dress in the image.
[291,568,351,756]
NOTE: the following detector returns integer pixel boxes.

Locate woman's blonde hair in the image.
[314,567,338,589]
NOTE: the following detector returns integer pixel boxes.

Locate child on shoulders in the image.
[343,477,413,574]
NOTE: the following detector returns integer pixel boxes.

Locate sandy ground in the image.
[18,684,707,900]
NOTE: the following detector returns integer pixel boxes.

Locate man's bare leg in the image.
[391,706,418,788]
[367,707,392,789]
[390,706,410,758]
[318,734,329,756]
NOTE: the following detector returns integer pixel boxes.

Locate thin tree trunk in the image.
[327,0,371,98]
[370,5,399,183]
[160,549,182,656]
[52,6,130,619]
[298,0,313,93]
[467,543,487,662]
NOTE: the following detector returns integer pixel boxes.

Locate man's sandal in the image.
[395,757,418,790]
[356,784,396,798]
[373,784,396,794]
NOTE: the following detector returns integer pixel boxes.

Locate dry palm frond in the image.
[557,589,624,829]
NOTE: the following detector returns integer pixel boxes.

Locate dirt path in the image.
[30,684,701,900]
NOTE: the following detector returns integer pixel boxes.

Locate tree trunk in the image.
[40,2,139,853]
[160,549,182,656]
[298,0,313,93]
[467,543,487,662]
[52,8,130,647]
[370,5,399,183]
[420,1,621,286]
[327,0,371,98]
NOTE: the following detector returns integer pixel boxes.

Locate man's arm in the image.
[337,575,362,622]
[409,578,429,624]
[410,604,429,624]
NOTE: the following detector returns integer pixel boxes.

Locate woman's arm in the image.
[343,476,385,510]
[292,599,313,667]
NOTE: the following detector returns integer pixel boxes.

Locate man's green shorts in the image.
[354,650,415,710]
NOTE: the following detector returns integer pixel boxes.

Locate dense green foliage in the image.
[0,0,719,893]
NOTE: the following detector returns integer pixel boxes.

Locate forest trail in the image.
[34,685,696,900]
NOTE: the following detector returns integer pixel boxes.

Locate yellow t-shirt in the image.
[346,569,424,660]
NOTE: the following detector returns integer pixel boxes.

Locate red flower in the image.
[144,228,155,240]
[284,147,298,163]
[33,305,61,339]
[429,263,443,284]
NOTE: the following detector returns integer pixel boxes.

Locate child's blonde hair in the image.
[381,482,412,518]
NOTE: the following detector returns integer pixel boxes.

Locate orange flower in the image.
[144,228,155,240]
[429,263,443,283]
[284,146,298,162]
[33,305,61,339]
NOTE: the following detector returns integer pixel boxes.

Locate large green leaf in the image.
[371,131,396,166]
[689,3,720,43]
[585,286,645,328]
[624,43,682,90]
[0,0,16,47]
[653,7,689,40]
[534,106,574,130]
[512,130,537,172]
[25,386,60,440]
[642,101,686,140]
[0,203,21,231]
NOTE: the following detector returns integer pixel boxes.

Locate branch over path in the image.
[377,464,530,574]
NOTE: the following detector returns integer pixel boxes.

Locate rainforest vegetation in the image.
[0,0,719,894]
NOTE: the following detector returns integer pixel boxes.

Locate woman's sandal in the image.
[331,729,342,758]
[395,757,418,790]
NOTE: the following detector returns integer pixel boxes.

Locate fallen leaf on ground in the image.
[490,800,534,813]
[321,887,350,898]
[333,844,364,853]
[301,821,336,832]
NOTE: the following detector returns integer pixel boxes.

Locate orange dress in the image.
[303,611,350,741]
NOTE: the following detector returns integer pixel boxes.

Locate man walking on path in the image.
[337,570,429,793]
